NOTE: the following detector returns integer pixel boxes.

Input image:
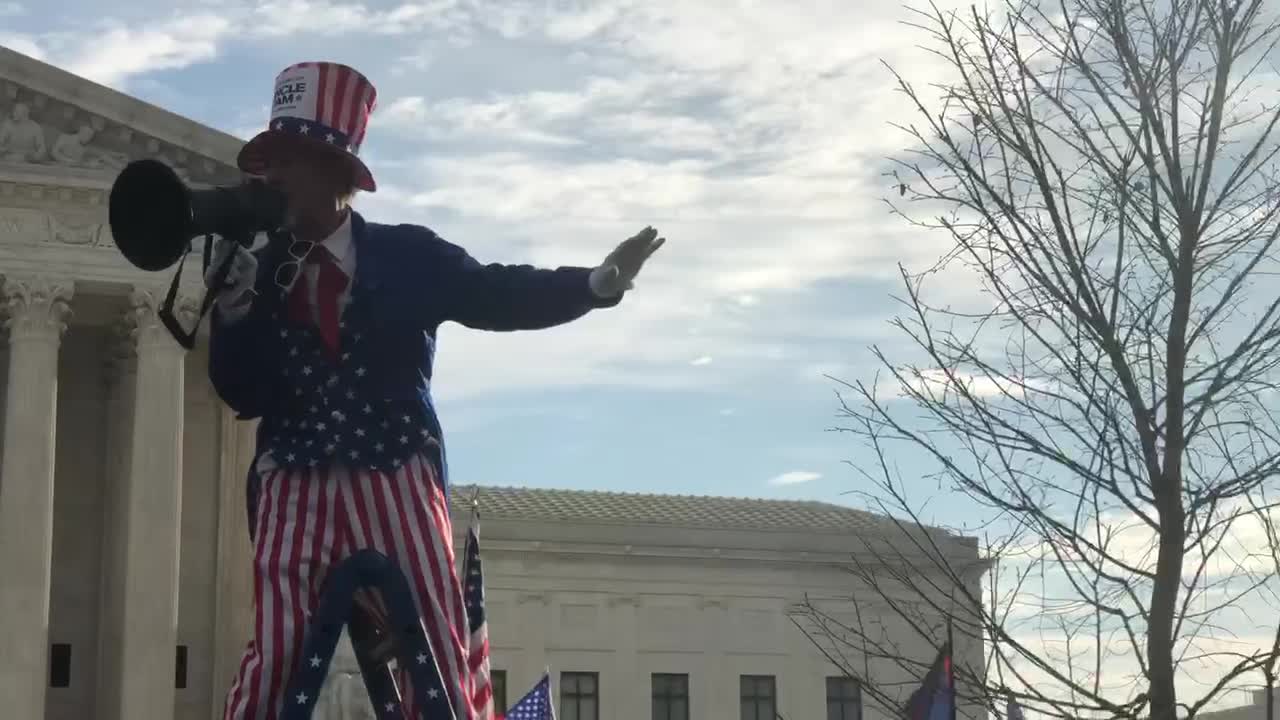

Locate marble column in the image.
[0,275,73,718]
[210,408,257,720]
[95,323,137,720]
[109,287,194,719]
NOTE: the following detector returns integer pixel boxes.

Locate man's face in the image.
[261,141,351,229]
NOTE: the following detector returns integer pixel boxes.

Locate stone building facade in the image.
[0,45,987,720]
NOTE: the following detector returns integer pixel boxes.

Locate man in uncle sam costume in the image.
[206,61,664,720]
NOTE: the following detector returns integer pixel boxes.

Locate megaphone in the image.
[106,158,289,349]
[108,158,288,272]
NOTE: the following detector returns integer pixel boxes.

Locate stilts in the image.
[281,549,457,719]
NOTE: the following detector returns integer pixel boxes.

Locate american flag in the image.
[499,673,555,720]
[463,500,494,719]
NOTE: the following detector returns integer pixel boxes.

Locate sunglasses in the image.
[274,238,317,291]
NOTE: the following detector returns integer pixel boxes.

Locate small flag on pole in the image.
[463,493,494,719]
[498,671,555,720]
[904,641,954,720]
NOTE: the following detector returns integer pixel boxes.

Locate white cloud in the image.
[4,0,471,90]
[2,10,234,89]
[1018,499,1280,582]
[690,356,712,366]
[60,15,233,87]
[245,0,471,38]
[1001,627,1280,713]
[868,368,1053,404]
[378,95,586,146]
[0,33,44,60]
[975,493,1280,714]
[769,470,823,486]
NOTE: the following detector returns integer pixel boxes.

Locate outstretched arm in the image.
[433,236,623,332]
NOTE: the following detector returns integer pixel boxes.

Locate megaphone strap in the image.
[159,233,235,351]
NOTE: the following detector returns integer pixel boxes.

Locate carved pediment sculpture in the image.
[0,77,238,185]
[49,123,129,171]
[0,102,46,163]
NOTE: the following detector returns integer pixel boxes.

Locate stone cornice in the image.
[482,586,924,620]
[468,536,985,579]
[0,46,243,185]
[456,518,984,572]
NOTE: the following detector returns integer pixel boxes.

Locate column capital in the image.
[1,275,74,343]
[126,286,200,353]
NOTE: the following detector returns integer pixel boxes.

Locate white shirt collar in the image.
[319,211,353,265]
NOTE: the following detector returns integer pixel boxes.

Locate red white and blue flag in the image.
[904,640,955,720]
[462,501,494,719]
[499,672,555,720]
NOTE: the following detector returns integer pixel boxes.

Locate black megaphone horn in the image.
[106,158,288,348]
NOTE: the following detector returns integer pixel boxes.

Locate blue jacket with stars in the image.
[208,211,620,534]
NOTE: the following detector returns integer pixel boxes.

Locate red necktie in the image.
[288,247,349,359]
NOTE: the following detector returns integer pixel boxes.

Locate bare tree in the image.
[794,0,1280,719]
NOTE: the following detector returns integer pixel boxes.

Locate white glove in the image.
[589,226,666,298]
[204,239,258,323]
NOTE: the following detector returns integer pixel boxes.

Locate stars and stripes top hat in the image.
[237,61,378,192]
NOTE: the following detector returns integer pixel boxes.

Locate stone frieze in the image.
[0,77,239,186]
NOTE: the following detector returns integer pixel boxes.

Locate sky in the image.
[1,0,975,518]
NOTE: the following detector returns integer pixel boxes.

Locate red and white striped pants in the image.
[222,453,475,720]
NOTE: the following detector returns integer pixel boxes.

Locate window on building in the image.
[49,643,71,688]
[740,674,776,720]
[175,645,189,689]
[561,671,599,720]
[827,676,862,720]
[492,669,507,714]
[652,673,689,720]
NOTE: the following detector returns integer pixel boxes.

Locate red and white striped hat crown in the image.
[237,61,378,192]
